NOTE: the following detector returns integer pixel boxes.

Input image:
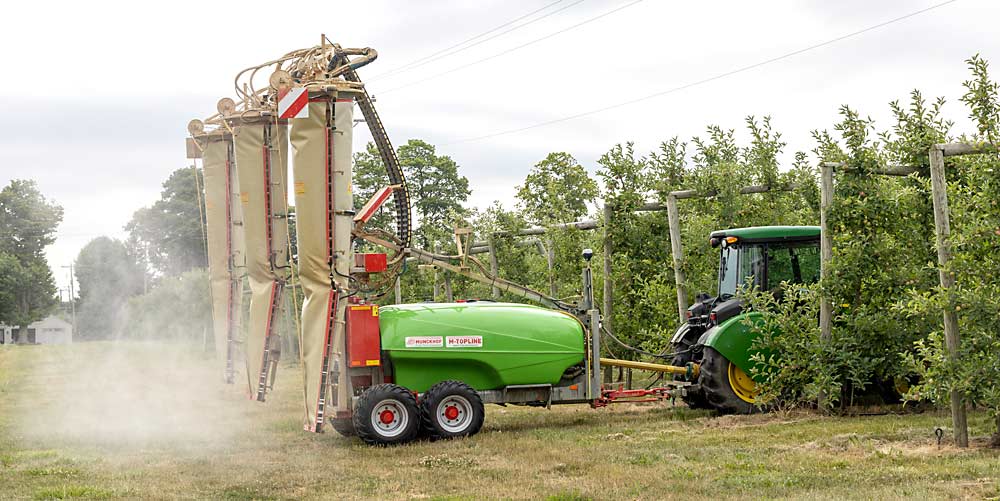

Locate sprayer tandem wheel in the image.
[353,384,420,446]
[420,380,485,440]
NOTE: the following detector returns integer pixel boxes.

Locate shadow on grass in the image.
[482,404,712,434]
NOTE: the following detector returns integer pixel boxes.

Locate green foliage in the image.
[397,139,471,248]
[0,251,59,330]
[123,269,211,342]
[745,57,1000,432]
[0,180,62,330]
[515,152,599,298]
[596,120,818,357]
[516,152,598,224]
[125,167,207,277]
[743,285,869,411]
[809,96,946,400]
[901,55,1000,426]
[352,139,473,303]
[352,142,396,235]
[0,180,64,262]
[74,237,145,340]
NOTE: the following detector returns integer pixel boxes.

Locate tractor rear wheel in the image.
[353,384,421,446]
[420,380,485,440]
[699,347,760,414]
[671,348,711,409]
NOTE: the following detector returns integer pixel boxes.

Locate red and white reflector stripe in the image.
[354,185,395,225]
[278,87,309,119]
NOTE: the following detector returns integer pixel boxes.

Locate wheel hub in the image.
[727,361,759,404]
[379,409,395,425]
[370,399,409,438]
[436,395,472,433]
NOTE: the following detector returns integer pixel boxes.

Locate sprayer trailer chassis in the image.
[473,380,698,407]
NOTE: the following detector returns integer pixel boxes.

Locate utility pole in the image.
[62,264,77,337]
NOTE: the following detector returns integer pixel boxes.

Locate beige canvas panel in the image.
[201,135,237,381]
[292,96,355,431]
[234,120,290,399]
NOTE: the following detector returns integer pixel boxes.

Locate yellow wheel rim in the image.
[727,362,758,403]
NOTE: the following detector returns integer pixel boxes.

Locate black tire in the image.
[353,384,421,446]
[329,418,356,437]
[699,347,759,414]
[420,380,485,440]
[671,347,711,409]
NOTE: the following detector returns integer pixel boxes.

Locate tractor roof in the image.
[710,225,820,242]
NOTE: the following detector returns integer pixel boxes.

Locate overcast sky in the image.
[1,0,995,292]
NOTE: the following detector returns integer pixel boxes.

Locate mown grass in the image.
[1,342,998,500]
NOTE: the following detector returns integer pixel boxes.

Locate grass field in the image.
[1,342,998,500]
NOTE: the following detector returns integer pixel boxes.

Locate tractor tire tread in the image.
[699,347,759,415]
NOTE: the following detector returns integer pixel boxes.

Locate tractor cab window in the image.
[718,244,765,298]
[765,242,821,290]
[718,246,740,297]
[719,241,820,298]
[740,245,765,290]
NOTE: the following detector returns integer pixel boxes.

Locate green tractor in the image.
[669,226,821,414]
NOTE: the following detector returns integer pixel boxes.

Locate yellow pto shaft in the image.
[599,358,699,379]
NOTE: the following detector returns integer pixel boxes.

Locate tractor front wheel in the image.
[420,380,485,440]
[699,347,760,414]
[353,384,421,446]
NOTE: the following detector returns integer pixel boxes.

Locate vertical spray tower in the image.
[187,113,245,385]
[224,97,292,401]
[202,38,411,431]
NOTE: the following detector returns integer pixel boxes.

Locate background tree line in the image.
[0,180,63,339]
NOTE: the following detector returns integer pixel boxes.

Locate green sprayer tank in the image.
[379,302,585,392]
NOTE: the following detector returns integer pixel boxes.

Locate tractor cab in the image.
[684,226,821,328]
[671,226,821,413]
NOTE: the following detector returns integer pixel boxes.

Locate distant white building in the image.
[0,316,73,345]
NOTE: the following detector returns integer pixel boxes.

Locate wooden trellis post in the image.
[819,164,834,342]
[665,194,687,323]
[603,203,613,334]
[928,144,967,448]
[821,145,990,448]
